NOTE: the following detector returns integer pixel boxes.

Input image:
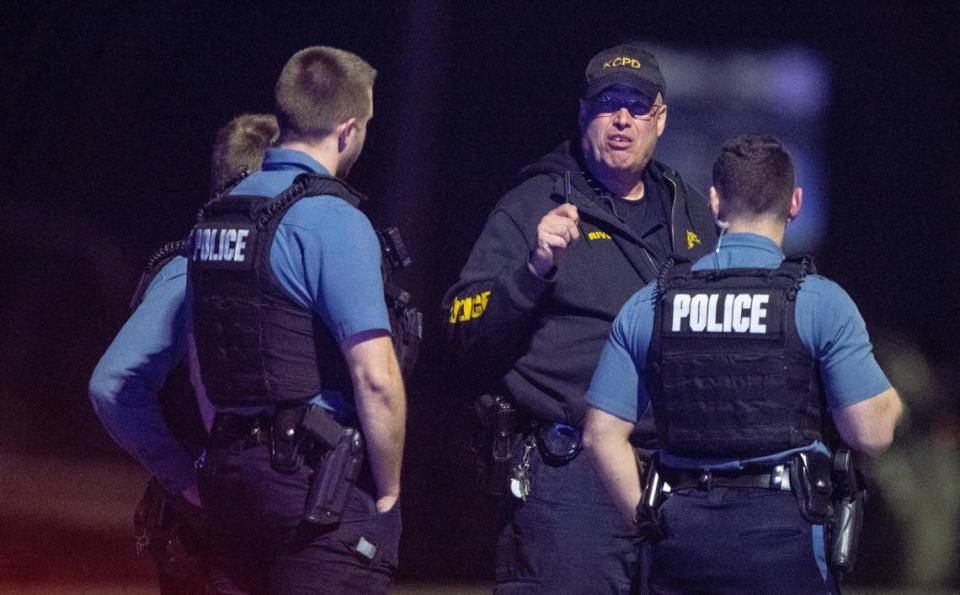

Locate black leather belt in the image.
[210,412,273,445]
[663,464,791,492]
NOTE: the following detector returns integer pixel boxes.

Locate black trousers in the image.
[495,443,642,594]
[198,437,401,594]
[650,487,832,594]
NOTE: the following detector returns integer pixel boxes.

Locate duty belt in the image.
[662,464,791,492]
[210,411,277,446]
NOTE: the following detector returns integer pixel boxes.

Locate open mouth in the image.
[607,134,633,148]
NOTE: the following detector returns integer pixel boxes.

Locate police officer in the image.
[584,134,903,592]
[443,43,717,592]
[191,47,405,594]
[89,112,279,593]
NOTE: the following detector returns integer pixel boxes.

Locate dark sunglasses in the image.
[588,94,663,119]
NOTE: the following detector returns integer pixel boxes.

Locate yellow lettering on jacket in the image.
[449,291,491,324]
[588,231,612,241]
[686,230,701,250]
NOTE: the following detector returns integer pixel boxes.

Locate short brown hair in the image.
[209,113,279,195]
[275,46,376,142]
[712,134,794,220]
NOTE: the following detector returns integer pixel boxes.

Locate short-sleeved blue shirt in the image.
[217,148,391,414]
[586,233,891,469]
[90,148,389,489]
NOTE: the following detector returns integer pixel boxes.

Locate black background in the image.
[1,1,958,585]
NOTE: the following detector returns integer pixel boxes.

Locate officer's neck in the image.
[724,217,786,247]
[279,139,340,178]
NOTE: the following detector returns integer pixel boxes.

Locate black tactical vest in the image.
[130,240,207,454]
[646,256,824,458]
[188,174,364,406]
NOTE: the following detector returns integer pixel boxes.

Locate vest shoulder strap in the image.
[254,173,367,230]
[194,173,367,227]
[129,238,188,311]
[654,254,693,301]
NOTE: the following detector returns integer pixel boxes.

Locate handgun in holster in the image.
[474,394,517,496]
[386,283,423,377]
[829,449,866,576]
[300,405,365,525]
[377,226,423,378]
[634,453,667,540]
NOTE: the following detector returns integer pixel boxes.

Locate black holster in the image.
[789,450,834,523]
[829,449,866,576]
[634,454,667,540]
[300,405,364,525]
[473,394,517,496]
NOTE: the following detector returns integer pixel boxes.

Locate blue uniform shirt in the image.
[586,232,892,469]
[90,148,389,490]
[89,256,198,494]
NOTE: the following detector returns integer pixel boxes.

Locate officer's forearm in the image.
[356,383,406,509]
[584,408,642,526]
[345,333,407,510]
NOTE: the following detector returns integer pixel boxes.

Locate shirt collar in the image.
[717,232,784,257]
[261,148,330,176]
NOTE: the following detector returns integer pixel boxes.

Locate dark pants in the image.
[198,437,401,594]
[651,487,831,594]
[134,479,210,594]
[495,443,641,594]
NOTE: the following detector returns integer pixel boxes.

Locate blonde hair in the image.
[209,113,279,194]
[275,46,376,142]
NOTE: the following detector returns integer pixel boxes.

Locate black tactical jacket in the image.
[443,142,719,425]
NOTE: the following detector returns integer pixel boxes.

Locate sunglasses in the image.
[588,94,664,119]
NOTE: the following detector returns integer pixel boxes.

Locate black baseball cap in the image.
[584,44,666,100]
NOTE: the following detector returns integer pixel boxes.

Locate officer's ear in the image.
[709,186,723,221]
[336,117,359,153]
[655,94,667,138]
[788,187,803,222]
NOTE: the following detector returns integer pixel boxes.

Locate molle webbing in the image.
[647,256,823,458]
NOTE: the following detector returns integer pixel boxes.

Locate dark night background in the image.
[1,1,959,591]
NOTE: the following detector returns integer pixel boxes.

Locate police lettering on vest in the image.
[646,259,823,458]
[670,292,770,334]
[192,227,251,263]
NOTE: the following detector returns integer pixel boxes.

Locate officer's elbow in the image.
[354,365,402,403]
[850,430,894,458]
[834,387,903,458]
[88,364,119,413]
[582,407,630,454]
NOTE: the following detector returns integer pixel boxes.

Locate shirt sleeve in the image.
[88,257,198,494]
[270,196,390,342]
[796,276,892,410]
[586,285,656,423]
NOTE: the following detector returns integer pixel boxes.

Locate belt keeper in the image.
[772,464,788,490]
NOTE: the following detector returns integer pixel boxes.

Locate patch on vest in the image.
[664,290,783,338]
[190,225,257,270]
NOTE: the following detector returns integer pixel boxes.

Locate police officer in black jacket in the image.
[443,43,718,593]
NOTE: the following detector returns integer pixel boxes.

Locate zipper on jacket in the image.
[665,173,679,253]
[603,194,659,278]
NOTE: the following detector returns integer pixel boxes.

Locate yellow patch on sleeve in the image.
[449,290,492,324]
